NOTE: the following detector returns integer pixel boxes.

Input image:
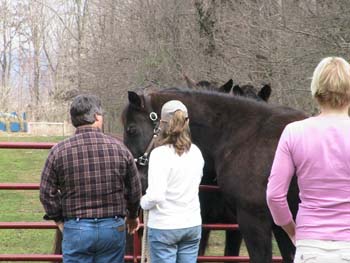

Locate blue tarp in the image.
[0,122,6,131]
[10,122,21,132]
[0,112,27,132]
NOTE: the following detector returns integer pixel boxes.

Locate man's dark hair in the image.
[70,95,103,128]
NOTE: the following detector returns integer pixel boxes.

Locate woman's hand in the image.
[282,221,296,246]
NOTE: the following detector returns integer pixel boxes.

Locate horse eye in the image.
[126,125,137,136]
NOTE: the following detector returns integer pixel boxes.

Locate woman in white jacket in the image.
[141,100,204,263]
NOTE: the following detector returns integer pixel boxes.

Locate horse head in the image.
[182,72,272,102]
[182,72,233,93]
[232,84,271,102]
[122,89,161,193]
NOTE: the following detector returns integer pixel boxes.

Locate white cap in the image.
[161,100,188,121]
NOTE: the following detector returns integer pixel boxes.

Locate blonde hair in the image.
[157,110,192,155]
[311,57,350,108]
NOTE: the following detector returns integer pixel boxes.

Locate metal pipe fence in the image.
[0,142,282,262]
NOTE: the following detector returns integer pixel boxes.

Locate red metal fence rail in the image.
[0,142,282,262]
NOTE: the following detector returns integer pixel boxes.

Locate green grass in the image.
[205,231,281,257]
[0,134,280,261]
[0,135,63,258]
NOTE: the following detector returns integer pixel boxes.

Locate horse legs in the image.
[125,233,134,255]
[237,208,273,263]
[224,230,242,255]
[198,229,242,263]
[198,189,224,258]
[272,225,295,263]
[224,230,242,263]
[198,228,210,256]
[52,229,62,263]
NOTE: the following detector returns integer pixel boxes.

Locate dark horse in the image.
[123,87,306,263]
[232,84,271,102]
[183,72,272,102]
[196,82,272,258]
[126,83,272,260]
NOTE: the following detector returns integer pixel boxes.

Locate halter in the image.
[134,110,161,167]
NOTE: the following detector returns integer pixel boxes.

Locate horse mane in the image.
[124,86,305,135]
[146,87,307,140]
[154,86,271,114]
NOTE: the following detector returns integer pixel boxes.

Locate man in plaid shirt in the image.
[40,94,141,263]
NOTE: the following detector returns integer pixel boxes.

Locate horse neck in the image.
[150,90,268,151]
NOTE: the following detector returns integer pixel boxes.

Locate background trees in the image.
[1,0,350,132]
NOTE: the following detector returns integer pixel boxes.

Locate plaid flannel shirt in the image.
[40,126,141,221]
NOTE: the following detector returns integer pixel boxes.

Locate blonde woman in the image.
[267,57,350,263]
[141,100,204,263]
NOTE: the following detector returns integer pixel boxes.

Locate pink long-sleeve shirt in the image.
[267,115,350,241]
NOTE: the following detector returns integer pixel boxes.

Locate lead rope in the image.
[141,210,150,263]
[139,111,159,263]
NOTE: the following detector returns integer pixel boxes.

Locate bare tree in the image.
[0,0,19,111]
[1,0,350,129]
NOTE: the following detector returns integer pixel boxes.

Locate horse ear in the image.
[128,91,144,108]
[218,79,233,93]
[258,84,271,102]
[232,84,244,96]
[183,73,197,89]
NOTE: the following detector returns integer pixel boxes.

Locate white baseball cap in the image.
[161,100,188,121]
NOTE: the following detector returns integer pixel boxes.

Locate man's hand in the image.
[56,221,64,233]
[126,217,140,234]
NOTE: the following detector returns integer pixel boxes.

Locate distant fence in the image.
[0,112,76,136]
[27,122,75,136]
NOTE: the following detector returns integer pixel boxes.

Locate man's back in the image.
[40,94,141,263]
[44,126,140,219]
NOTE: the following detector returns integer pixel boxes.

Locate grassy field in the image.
[0,134,280,261]
[0,134,64,257]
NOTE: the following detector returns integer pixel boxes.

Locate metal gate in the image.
[0,141,282,262]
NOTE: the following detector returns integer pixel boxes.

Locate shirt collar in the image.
[75,126,102,135]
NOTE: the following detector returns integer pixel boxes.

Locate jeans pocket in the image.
[341,254,350,262]
[295,253,317,263]
[112,221,125,243]
[148,228,177,245]
[99,218,125,247]
[189,226,201,240]
[295,253,350,263]
[62,227,82,249]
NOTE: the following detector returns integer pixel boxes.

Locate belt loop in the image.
[76,218,80,222]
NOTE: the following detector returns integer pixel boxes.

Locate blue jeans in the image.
[148,226,201,263]
[62,217,126,263]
